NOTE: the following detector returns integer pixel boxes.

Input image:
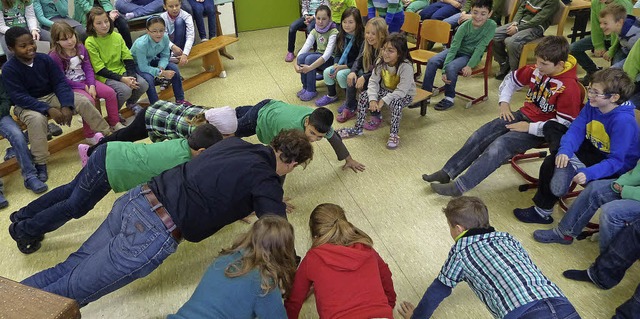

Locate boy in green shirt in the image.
[420,0,496,110]
[235,99,365,172]
[623,40,640,107]
[8,124,223,254]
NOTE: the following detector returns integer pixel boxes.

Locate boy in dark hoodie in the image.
[600,3,640,68]
[515,68,640,224]
[423,36,582,197]
[398,196,578,319]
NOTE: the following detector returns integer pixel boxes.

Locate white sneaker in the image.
[85,132,104,145]
[110,122,126,132]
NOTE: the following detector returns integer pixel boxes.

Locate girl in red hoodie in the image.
[285,203,396,318]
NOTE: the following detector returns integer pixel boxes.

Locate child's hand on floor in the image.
[398,301,415,319]
[343,156,366,172]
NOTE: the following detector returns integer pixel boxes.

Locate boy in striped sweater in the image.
[398,196,578,319]
[368,0,405,32]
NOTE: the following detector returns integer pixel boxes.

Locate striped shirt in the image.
[145,101,204,142]
[437,231,564,318]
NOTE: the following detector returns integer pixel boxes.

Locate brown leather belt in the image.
[141,184,183,243]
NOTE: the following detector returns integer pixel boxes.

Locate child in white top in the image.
[161,0,194,65]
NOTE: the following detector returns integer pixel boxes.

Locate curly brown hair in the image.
[270,129,314,168]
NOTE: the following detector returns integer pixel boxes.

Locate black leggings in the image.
[87,111,147,156]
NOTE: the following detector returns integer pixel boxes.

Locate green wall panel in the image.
[235,0,300,32]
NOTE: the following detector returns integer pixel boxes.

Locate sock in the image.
[327,84,337,97]
[445,96,454,102]
[431,181,463,197]
[534,206,553,219]
[422,170,450,183]
[563,270,592,283]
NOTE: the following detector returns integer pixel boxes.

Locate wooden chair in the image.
[356,0,368,18]
[410,19,451,77]
[516,0,570,68]
[401,11,421,51]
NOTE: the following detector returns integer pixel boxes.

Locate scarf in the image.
[338,34,353,65]
[315,21,336,34]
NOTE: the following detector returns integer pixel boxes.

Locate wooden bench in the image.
[410,88,432,116]
[0,276,81,319]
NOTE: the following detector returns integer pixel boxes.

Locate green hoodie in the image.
[590,0,633,51]
[512,0,558,32]
[73,0,114,25]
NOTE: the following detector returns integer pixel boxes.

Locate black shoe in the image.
[24,176,48,194]
[495,63,510,80]
[434,99,455,111]
[9,211,24,223]
[48,123,63,136]
[35,164,48,182]
[8,222,43,254]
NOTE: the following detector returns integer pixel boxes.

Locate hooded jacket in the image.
[285,243,396,319]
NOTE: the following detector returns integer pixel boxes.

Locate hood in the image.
[312,243,375,271]
[550,55,578,80]
[611,100,636,114]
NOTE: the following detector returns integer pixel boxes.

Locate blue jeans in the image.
[170,17,187,50]
[113,16,133,48]
[599,198,640,252]
[587,219,640,290]
[0,115,37,182]
[419,2,460,20]
[21,185,179,306]
[115,0,163,18]
[137,58,184,103]
[570,36,602,75]
[288,17,315,53]
[234,99,272,138]
[442,111,544,192]
[443,12,461,27]
[614,282,640,319]
[421,49,469,98]
[517,297,580,319]
[188,0,216,39]
[12,144,111,238]
[297,52,333,92]
[384,12,405,33]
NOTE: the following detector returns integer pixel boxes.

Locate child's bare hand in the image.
[284,197,295,214]
[47,107,64,125]
[369,100,380,112]
[573,172,587,185]
[613,182,623,192]
[86,85,97,100]
[461,66,472,77]
[555,154,570,168]
[347,72,357,87]
[31,29,40,41]
[458,12,471,24]
[343,156,366,172]
[60,107,73,126]
[294,63,302,73]
[398,301,415,319]
[498,102,514,122]
[121,76,139,89]
[300,65,313,74]
[603,53,612,62]
[505,121,528,132]
[171,46,183,56]
[178,55,188,66]
[506,24,518,36]
[442,74,451,84]
[355,76,365,89]
[402,0,411,5]
[328,68,337,79]
[594,49,606,57]
[109,10,119,20]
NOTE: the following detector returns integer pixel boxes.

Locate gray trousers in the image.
[105,75,149,108]
[493,25,544,71]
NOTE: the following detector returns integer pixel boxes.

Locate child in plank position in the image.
[420,0,496,111]
[1,26,111,182]
[8,124,223,254]
[398,196,578,319]
[170,215,296,319]
[423,36,582,196]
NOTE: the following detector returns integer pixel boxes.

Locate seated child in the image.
[48,22,124,143]
[404,0,429,13]
[0,0,48,58]
[169,215,296,319]
[338,17,388,122]
[443,0,503,30]
[624,40,640,107]
[369,0,405,32]
[493,0,558,79]
[161,0,195,65]
[73,0,133,47]
[421,0,496,111]
[116,0,163,20]
[0,77,48,208]
[187,0,215,42]
[419,0,465,21]
[315,7,364,107]
[85,7,149,113]
[423,36,582,196]
[515,68,640,224]
[8,124,223,254]
[600,3,640,68]
[285,203,396,318]
[235,99,366,171]
[397,196,579,319]
[1,26,111,182]
[533,160,640,252]
[131,16,189,105]
[286,0,325,62]
[570,0,633,85]
[295,4,338,101]
[328,0,356,26]
[82,100,237,162]
[337,33,416,150]
[33,0,87,41]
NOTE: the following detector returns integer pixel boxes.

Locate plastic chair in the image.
[401,11,421,51]
[356,0,368,18]
[410,19,451,78]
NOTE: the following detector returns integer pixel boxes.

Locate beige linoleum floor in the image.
[0,22,639,318]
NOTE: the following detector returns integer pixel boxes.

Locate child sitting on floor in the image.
[514,68,640,225]
[1,26,111,183]
[170,215,296,319]
[338,33,416,149]
[421,0,495,111]
[398,196,579,319]
[161,0,194,66]
[285,203,396,318]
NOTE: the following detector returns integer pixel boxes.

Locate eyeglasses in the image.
[586,87,611,98]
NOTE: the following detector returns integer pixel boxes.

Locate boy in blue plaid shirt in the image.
[398,196,579,319]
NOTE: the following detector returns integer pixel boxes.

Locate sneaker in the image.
[201,38,209,42]
[513,206,554,224]
[48,123,63,136]
[124,12,135,20]
[315,72,323,81]
[4,147,15,161]
[336,127,363,139]
[0,193,7,209]
[387,134,400,149]
[78,144,90,167]
[110,122,126,132]
[176,99,193,106]
[85,132,104,146]
[337,101,348,114]
[434,99,455,111]
[35,164,47,182]
[533,228,574,245]
[363,116,382,131]
[8,222,42,254]
[296,88,307,98]
[127,103,143,115]
[285,52,295,62]
[158,77,171,91]
[495,63,510,80]
[336,109,356,123]
[299,90,318,101]
[24,176,47,194]
[315,95,338,107]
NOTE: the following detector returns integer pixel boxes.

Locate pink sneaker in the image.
[363,116,382,131]
[85,132,104,145]
[336,109,356,123]
[386,134,400,149]
[78,144,90,167]
[285,52,295,62]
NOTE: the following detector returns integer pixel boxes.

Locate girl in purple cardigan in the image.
[49,21,124,143]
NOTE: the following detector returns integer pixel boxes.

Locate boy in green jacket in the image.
[623,40,640,107]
